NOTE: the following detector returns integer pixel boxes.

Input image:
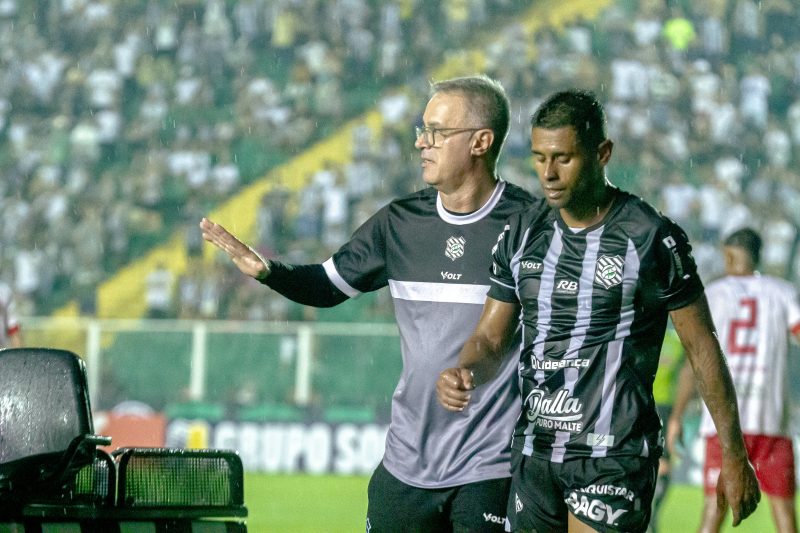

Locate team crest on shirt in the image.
[594,255,624,289]
[445,236,466,261]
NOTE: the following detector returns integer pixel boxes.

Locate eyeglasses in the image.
[414,125,486,147]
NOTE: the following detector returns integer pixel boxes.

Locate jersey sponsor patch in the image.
[586,432,616,447]
[662,234,688,279]
[519,259,543,274]
[565,492,628,526]
[594,254,624,289]
[483,512,505,525]
[530,358,590,370]
[555,279,579,295]
[445,236,466,261]
[578,483,635,502]
[524,389,584,432]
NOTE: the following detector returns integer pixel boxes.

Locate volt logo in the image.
[482,513,505,524]
[520,260,543,273]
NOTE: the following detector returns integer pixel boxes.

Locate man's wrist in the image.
[249,246,271,282]
[459,365,480,388]
[255,263,270,282]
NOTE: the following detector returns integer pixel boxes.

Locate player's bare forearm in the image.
[671,299,745,457]
[458,297,519,386]
[671,297,760,525]
[199,217,269,280]
[437,297,519,412]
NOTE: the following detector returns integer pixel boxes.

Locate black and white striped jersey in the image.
[488,189,703,463]
[322,181,541,488]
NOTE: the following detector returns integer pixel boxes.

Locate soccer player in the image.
[667,227,800,533]
[0,280,22,348]
[200,75,544,532]
[437,89,760,532]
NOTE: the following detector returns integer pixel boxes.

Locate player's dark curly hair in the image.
[530,89,607,152]
[431,75,510,166]
[724,227,762,266]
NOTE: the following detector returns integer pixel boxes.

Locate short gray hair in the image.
[430,75,510,166]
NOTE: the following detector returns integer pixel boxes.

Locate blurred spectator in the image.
[661,4,696,70]
[659,170,698,231]
[739,64,771,131]
[731,0,765,55]
[0,279,22,348]
[145,261,174,319]
[1,0,798,321]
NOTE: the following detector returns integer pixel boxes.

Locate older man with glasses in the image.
[200,75,544,532]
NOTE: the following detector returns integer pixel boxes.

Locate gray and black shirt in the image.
[265,180,539,488]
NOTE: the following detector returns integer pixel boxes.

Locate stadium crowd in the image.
[1,0,799,321]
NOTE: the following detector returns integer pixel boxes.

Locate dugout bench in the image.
[0,348,247,532]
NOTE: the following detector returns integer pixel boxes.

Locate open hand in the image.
[199,217,268,279]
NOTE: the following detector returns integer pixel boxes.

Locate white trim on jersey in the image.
[388,280,490,304]
[553,226,603,462]
[489,277,515,291]
[436,181,506,225]
[509,227,533,302]
[322,258,361,298]
[592,238,640,458]
[521,221,562,458]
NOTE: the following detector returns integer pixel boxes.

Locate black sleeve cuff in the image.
[262,261,349,308]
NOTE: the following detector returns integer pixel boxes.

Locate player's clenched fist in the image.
[436,368,475,412]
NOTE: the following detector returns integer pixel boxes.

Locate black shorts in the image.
[507,450,658,533]
[366,461,511,533]
[655,404,672,460]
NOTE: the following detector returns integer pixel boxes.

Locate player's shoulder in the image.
[615,190,689,239]
[617,190,668,225]
[381,187,437,215]
[502,198,552,237]
[496,182,547,221]
[499,181,537,206]
[704,276,730,295]
[758,274,799,296]
[708,274,796,295]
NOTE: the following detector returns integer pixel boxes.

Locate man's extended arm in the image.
[437,297,519,411]
[669,295,760,526]
[199,217,347,307]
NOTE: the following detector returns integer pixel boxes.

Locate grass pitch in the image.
[243,474,788,532]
